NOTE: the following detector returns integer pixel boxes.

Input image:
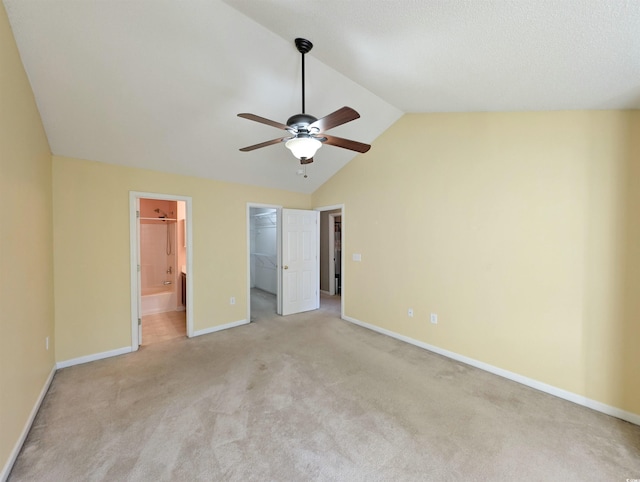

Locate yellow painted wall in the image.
[312,111,640,416]
[0,3,54,475]
[52,156,310,362]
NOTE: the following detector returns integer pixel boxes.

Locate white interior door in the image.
[281,208,319,316]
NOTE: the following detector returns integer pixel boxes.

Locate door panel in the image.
[282,209,319,315]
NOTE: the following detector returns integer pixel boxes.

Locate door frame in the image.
[315,204,345,318]
[129,191,194,350]
[247,203,282,323]
[328,212,339,296]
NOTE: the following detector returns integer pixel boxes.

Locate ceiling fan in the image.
[238,38,371,165]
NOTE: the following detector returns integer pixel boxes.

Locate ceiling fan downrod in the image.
[295,38,313,114]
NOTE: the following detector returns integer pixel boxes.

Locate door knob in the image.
[284,265,289,270]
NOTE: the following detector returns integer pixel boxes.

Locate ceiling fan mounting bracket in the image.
[295,38,313,55]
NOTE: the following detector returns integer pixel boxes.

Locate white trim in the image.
[314,203,343,211]
[193,319,249,337]
[1,365,56,482]
[320,289,330,295]
[342,315,640,426]
[56,346,132,369]
[129,191,194,349]
[129,194,140,351]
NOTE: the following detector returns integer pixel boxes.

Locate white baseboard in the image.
[342,315,640,427]
[1,365,56,482]
[193,319,248,337]
[56,346,132,369]
[320,290,330,295]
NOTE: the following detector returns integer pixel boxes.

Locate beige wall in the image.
[312,111,640,416]
[0,3,54,475]
[53,156,311,362]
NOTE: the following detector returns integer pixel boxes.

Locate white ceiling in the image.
[5,1,640,194]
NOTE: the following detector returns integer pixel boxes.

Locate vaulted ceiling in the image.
[5,1,640,193]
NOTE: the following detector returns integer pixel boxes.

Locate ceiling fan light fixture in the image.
[285,136,322,160]
[237,38,370,163]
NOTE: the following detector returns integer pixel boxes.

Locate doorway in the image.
[246,204,320,323]
[129,192,193,350]
[317,205,344,317]
[248,205,280,322]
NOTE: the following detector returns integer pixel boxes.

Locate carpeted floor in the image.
[9,292,640,481]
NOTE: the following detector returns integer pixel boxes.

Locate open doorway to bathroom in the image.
[139,198,186,345]
[129,192,193,350]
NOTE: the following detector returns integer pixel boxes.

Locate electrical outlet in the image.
[230,297,236,305]
[430,313,438,324]
[408,308,414,317]
[46,336,49,350]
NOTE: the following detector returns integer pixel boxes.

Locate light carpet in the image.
[9,292,640,481]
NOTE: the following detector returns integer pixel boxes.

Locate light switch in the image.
[352,253,362,261]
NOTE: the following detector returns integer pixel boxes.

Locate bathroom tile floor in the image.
[142,310,186,345]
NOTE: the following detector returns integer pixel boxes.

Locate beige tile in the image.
[142,310,186,345]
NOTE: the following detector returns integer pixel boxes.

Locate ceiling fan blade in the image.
[239,137,289,152]
[238,113,290,131]
[322,134,371,153]
[309,106,360,132]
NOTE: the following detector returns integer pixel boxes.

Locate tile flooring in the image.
[142,310,186,345]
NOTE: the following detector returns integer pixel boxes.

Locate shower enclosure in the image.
[139,199,178,315]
